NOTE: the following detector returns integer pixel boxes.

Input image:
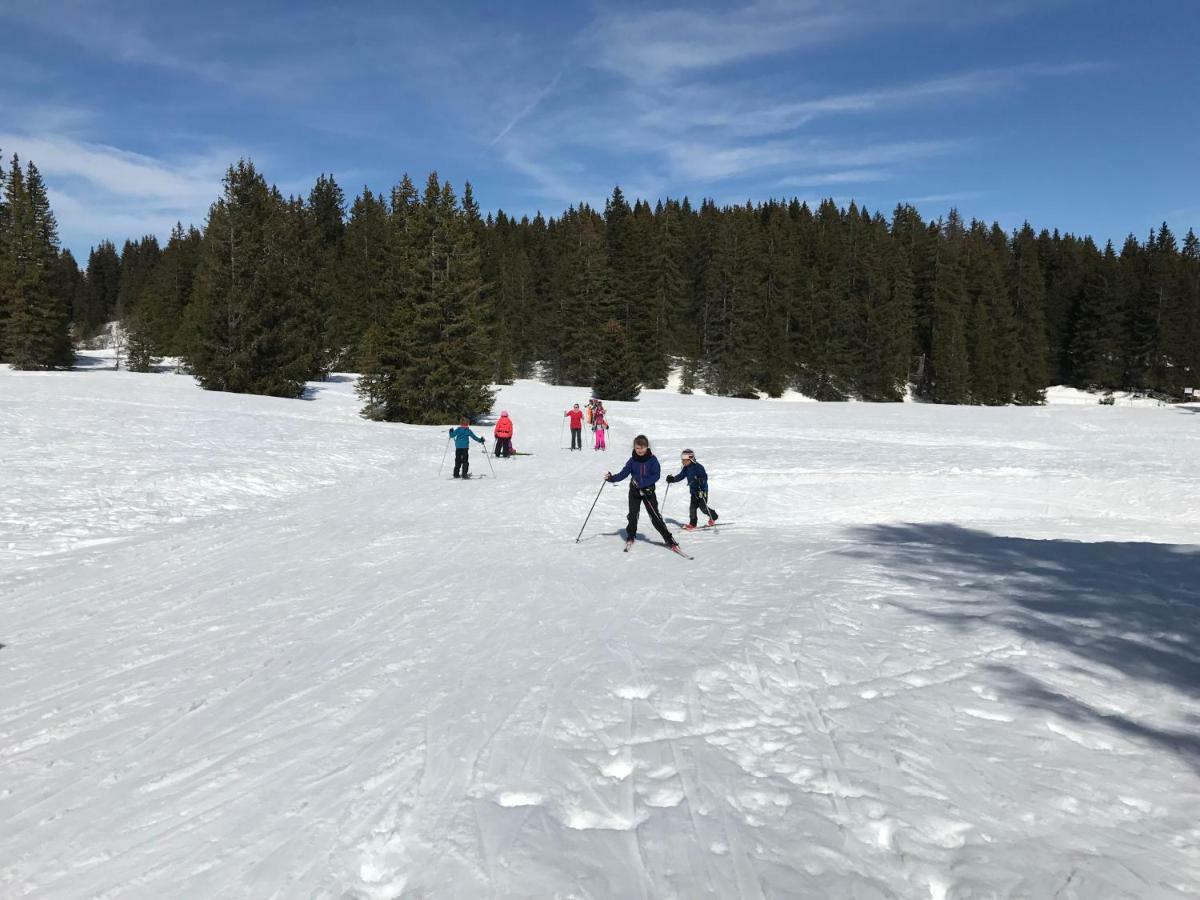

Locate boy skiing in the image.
[665,449,719,530]
[448,417,485,478]
[605,434,681,552]
[494,410,514,457]
[564,404,585,450]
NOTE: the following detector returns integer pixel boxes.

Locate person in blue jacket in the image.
[448,416,485,478]
[666,448,719,530]
[605,434,679,548]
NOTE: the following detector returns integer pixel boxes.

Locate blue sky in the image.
[2,0,1197,258]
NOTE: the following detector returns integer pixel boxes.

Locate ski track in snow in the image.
[2,354,1200,898]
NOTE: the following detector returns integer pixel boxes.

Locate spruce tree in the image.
[356,174,493,423]
[592,319,641,401]
[184,161,317,397]
[2,158,72,369]
[1010,225,1049,403]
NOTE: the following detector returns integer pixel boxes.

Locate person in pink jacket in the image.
[592,407,608,450]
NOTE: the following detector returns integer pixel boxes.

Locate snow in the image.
[3,351,1199,898]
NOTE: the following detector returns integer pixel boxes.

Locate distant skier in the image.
[564,403,585,451]
[605,434,680,550]
[592,406,608,450]
[448,416,485,478]
[494,410,514,458]
[666,448,718,530]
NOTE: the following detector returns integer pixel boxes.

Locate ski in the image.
[624,540,635,552]
[669,545,694,559]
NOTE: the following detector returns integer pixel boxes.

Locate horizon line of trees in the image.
[3,154,1198,421]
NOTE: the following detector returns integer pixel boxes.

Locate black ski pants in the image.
[494,437,512,457]
[570,427,582,450]
[453,447,470,477]
[689,491,717,526]
[627,483,675,545]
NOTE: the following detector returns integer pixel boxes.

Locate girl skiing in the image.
[605,434,680,551]
[665,448,718,530]
[493,410,514,457]
[592,406,608,450]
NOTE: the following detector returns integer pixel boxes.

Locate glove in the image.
[666,475,676,483]
[604,472,612,481]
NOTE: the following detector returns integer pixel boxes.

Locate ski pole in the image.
[559,415,566,449]
[438,436,452,476]
[482,440,497,477]
[661,480,671,517]
[575,480,607,543]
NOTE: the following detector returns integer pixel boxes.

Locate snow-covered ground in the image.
[3,353,1199,899]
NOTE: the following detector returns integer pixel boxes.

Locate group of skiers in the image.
[563,399,608,451]
[449,401,719,550]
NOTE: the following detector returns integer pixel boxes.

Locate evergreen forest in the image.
[3,153,1198,421]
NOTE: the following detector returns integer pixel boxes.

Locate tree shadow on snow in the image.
[842,523,1200,771]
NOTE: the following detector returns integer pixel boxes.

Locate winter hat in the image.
[501,410,509,416]
[681,449,695,460]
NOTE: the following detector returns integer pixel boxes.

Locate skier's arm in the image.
[609,460,632,482]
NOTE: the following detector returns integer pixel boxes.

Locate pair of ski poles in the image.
[574,479,673,542]
[438,434,497,478]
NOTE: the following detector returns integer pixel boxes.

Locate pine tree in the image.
[592,319,640,401]
[1069,239,1123,389]
[80,241,121,337]
[927,220,970,404]
[1010,225,1049,403]
[184,161,317,397]
[2,158,72,368]
[356,174,493,423]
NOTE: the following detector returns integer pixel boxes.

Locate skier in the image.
[448,416,485,478]
[564,403,585,451]
[605,434,680,551]
[592,405,608,450]
[665,448,718,530]
[494,410,514,458]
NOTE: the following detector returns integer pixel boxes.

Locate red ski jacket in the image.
[565,409,584,428]
[494,415,513,438]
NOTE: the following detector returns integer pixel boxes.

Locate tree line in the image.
[3,154,1198,418]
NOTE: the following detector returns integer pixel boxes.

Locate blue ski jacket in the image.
[610,453,661,489]
[449,425,485,449]
[668,460,709,494]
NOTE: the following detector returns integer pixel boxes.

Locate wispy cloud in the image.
[0,130,233,251]
[492,72,563,144]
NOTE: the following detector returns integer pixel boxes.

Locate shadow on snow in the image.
[842,523,1200,771]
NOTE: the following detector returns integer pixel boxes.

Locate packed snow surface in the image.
[3,353,1199,898]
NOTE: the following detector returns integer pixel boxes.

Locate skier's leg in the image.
[689,493,700,527]
[697,491,717,522]
[641,488,677,546]
[626,483,641,540]
[462,448,470,478]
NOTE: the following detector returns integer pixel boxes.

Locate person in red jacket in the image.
[493,410,514,457]
[564,403,585,451]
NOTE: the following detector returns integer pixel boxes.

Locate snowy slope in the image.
[3,355,1199,899]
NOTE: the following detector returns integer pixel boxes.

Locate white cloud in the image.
[0,131,234,253]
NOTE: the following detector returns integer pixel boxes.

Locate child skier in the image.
[448,416,485,478]
[666,449,719,530]
[564,404,585,451]
[605,434,680,551]
[493,410,514,457]
[592,406,608,450]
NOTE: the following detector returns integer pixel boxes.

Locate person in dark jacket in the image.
[605,434,678,548]
[666,448,718,530]
[448,416,485,478]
